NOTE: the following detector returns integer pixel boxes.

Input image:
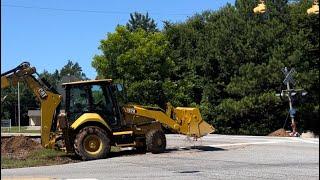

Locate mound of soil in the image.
[1,136,81,169]
[1,136,43,160]
[268,128,291,137]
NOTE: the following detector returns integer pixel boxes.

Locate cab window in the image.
[69,85,89,120]
[91,85,116,124]
[91,85,109,112]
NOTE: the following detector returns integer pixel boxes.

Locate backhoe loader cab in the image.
[63,79,122,130]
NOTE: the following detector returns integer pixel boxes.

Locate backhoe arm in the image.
[1,62,61,148]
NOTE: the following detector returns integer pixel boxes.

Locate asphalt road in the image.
[2,134,319,180]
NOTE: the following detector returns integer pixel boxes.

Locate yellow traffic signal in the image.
[307,0,319,15]
[253,0,319,15]
[253,0,266,14]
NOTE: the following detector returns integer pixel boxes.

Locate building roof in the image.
[28,110,40,116]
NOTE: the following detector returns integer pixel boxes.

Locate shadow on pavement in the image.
[191,145,226,151]
[108,145,225,158]
[166,145,225,152]
[98,145,226,159]
[109,149,146,158]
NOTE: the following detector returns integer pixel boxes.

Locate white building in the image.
[28,110,41,126]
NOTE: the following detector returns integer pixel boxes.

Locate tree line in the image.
[92,0,319,135]
[2,0,318,135]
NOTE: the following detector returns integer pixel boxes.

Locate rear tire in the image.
[146,129,166,154]
[74,126,110,161]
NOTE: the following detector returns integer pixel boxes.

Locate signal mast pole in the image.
[285,75,297,136]
[279,67,307,137]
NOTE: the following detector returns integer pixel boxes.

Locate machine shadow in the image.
[69,145,226,161]
[109,149,147,158]
[110,145,227,158]
[166,146,226,152]
[59,146,226,162]
[108,145,226,158]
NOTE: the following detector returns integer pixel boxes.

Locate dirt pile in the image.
[1,136,43,159]
[268,128,291,137]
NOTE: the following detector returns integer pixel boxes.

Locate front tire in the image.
[74,126,110,160]
[146,129,166,154]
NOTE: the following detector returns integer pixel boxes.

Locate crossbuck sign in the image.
[281,67,296,85]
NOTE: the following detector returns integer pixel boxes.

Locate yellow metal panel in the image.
[175,107,215,137]
[113,131,133,135]
[70,113,111,131]
[40,91,61,148]
[23,76,62,148]
[133,106,180,131]
[131,105,214,138]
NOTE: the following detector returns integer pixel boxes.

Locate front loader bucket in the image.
[131,104,214,138]
[174,107,215,138]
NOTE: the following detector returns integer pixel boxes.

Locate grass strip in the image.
[2,146,122,169]
[1,126,40,133]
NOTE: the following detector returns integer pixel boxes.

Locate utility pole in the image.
[18,82,21,132]
[278,67,307,137]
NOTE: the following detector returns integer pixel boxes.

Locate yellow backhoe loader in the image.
[1,62,214,160]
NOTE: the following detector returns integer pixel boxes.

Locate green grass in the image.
[1,149,71,169]
[1,126,40,133]
[1,146,121,169]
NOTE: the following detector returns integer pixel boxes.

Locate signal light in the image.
[307,0,319,15]
[253,0,319,15]
[253,0,266,14]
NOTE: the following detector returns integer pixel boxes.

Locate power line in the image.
[1,4,192,16]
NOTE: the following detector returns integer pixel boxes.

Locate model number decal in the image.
[125,108,136,114]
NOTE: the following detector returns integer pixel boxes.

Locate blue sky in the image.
[1,0,235,79]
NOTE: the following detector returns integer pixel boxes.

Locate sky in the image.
[1,0,235,79]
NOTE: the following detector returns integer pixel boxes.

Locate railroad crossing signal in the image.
[281,67,295,85]
[277,67,307,137]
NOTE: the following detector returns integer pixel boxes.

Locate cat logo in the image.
[38,88,48,99]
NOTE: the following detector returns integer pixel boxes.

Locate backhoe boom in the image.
[1,62,61,148]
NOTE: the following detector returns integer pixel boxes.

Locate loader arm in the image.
[126,104,214,138]
[1,62,61,148]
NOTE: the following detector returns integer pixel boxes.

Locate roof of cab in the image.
[62,79,112,86]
